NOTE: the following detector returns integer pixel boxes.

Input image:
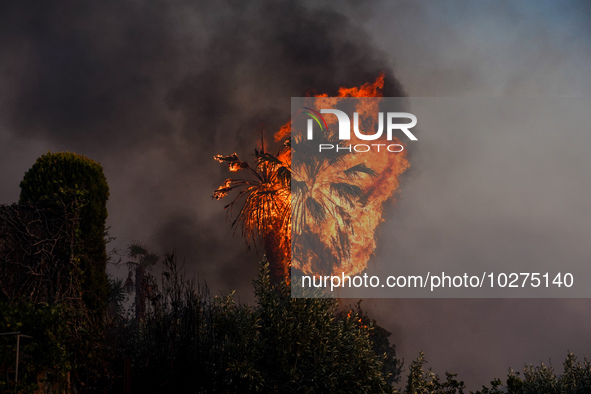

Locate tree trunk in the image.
[264,230,290,286]
[135,264,146,320]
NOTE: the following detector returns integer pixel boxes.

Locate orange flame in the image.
[283,74,410,277]
[316,73,385,98]
[274,122,291,143]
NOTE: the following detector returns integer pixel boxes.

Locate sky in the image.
[1,0,591,390]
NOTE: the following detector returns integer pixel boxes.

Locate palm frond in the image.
[141,253,159,268]
[331,226,351,261]
[214,147,290,249]
[128,243,148,259]
[292,179,308,195]
[344,163,377,179]
[334,205,352,227]
[212,186,232,200]
[305,196,326,222]
[330,182,364,207]
[256,152,283,167]
[214,153,250,172]
[276,166,291,187]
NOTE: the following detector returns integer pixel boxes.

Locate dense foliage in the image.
[0,300,112,393]
[349,301,403,386]
[124,257,396,393]
[0,203,80,304]
[1,152,114,392]
[474,353,591,394]
[400,351,591,394]
[403,352,466,394]
[0,301,70,393]
[5,151,591,393]
[19,152,110,315]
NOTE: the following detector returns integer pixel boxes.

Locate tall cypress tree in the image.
[19,152,110,315]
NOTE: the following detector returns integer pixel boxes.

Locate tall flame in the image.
[286,74,410,277]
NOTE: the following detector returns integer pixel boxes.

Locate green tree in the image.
[254,262,393,393]
[559,353,591,393]
[404,352,465,394]
[125,257,394,393]
[19,152,110,315]
[475,353,591,394]
[344,301,402,385]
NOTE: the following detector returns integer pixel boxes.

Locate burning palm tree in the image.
[213,131,378,283]
[213,144,291,285]
[214,74,410,283]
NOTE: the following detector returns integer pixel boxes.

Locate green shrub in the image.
[125,257,394,393]
[0,301,70,393]
[19,152,110,315]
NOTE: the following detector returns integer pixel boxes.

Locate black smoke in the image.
[0,0,404,296]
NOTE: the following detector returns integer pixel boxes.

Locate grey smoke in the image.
[2,0,591,390]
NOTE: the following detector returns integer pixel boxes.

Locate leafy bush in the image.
[125,257,394,393]
[0,301,70,393]
[474,353,591,394]
[19,152,110,315]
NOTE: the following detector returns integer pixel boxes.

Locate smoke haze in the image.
[1,0,591,389]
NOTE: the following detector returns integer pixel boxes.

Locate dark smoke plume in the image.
[0,0,403,295]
